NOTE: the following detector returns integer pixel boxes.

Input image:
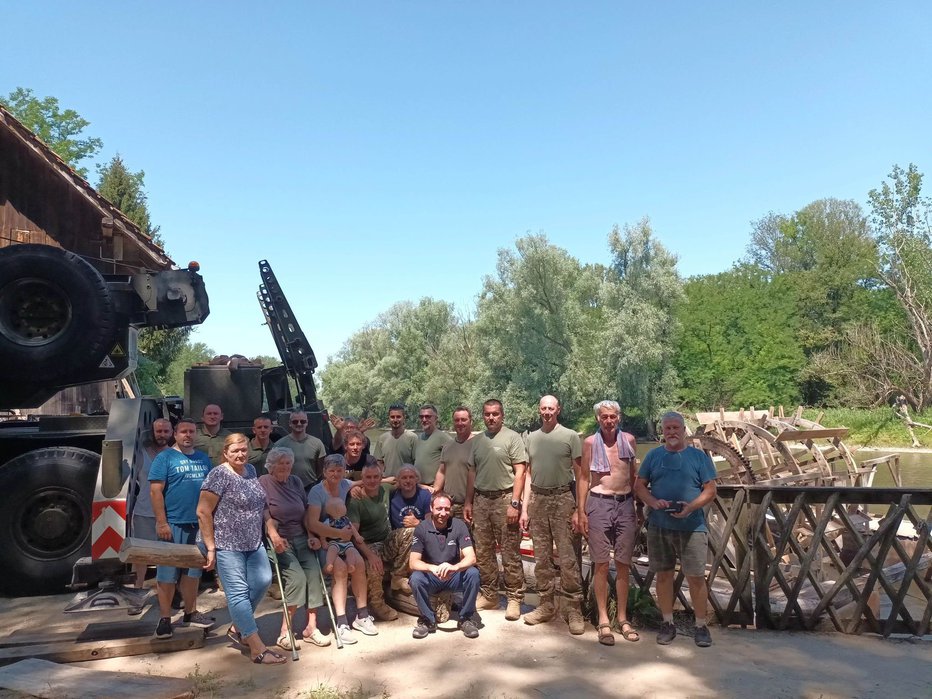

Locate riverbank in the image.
[0,590,929,699]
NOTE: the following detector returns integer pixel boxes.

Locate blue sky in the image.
[4,3,931,367]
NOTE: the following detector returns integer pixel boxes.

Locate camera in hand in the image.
[663,501,684,513]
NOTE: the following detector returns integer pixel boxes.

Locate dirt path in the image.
[1,591,929,699]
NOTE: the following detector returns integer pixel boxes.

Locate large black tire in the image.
[0,447,98,596]
[0,245,117,381]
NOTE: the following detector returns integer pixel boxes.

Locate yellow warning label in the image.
[110,343,125,357]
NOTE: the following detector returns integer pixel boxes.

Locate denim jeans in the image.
[216,546,272,639]
[410,567,480,623]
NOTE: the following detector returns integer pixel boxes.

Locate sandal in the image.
[597,623,615,646]
[226,627,242,645]
[277,633,300,651]
[613,620,640,642]
[253,649,286,665]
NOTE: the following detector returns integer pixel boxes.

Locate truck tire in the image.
[0,245,117,381]
[0,447,98,596]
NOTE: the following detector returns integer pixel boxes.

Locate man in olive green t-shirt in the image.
[193,403,231,466]
[519,395,585,634]
[374,403,417,477]
[274,410,326,489]
[347,462,398,621]
[413,403,452,485]
[435,406,475,522]
[465,399,527,621]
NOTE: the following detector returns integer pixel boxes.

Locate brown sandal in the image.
[614,620,640,642]
[253,649,286,665]
[597,623,615,646]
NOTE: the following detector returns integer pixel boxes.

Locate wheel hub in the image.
[0,278,73,346]
[17,489,86,558]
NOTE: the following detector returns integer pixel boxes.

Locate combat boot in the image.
[566,604,586,635]
[505,599,522,621]
[523,599,555,625]
[370,602,399,621]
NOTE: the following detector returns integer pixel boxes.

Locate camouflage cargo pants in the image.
[381,526,415,580]
[365,539,387,606]
[473,491,524,602]
[528,489,582,603]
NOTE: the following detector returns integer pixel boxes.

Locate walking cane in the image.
[318,563,343,649]
[267,538,299,661]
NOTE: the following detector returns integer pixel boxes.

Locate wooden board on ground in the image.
[1,621,157,647]
[119,538,206,568]
[0,658,193,699]
[0,626,206,666]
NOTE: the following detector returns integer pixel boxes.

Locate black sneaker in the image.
[181,610,215,628]
[656,621,676,645]
[694,625,712,647]
[412,617,437,640]
[458,619,479,639]
[155,617,173,639]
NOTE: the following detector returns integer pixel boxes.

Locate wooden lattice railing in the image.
[629,486,932,637]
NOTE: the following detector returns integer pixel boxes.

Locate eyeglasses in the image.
[291,420,307,425]
[418,415,434,420]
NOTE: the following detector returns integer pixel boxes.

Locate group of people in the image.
[130,396,718,666]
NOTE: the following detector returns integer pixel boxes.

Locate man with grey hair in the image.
[414,404,452,486]
[383,464,431,593]
[635,411,717,648]
[579,399,640,646]
[275,410,327,490]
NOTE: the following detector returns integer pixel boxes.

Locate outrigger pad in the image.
[65,584,149,614]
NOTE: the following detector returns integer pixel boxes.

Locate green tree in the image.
[674,266,805,408]
[603,219,684,436]
[1,87,103,176]
[161,341,215,397]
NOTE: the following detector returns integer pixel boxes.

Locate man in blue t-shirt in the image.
[383,464,431,593]
[635,411,717,649]
[409,491,480,639]
[149,417,213,639]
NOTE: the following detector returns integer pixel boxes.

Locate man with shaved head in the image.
[193,403,230,466]
[520,395,585,634]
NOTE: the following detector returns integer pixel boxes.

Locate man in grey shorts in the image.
[579,400,640,646]
[635,411,717,647]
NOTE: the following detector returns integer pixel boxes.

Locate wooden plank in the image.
[119,538,206,568]
[0,621,159,648]
[0,626,205,666]
[774,428,849,442]
[0,658,193,699]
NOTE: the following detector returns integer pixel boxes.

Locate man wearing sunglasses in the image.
[275,410,326,491]
[413,404,452,487]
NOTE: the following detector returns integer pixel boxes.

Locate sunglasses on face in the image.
[291,420,307,425]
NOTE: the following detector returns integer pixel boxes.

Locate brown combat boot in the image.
[370,602,399,621]
[475,594,499,610]
[567,604,586,635]
[505,599,522,621]
[523,599,555,625]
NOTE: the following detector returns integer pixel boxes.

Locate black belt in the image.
[531,484,572,496]
[475,487,510,498]
[589,491,633,502]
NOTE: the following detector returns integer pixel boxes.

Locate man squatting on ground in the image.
[465,399,528,621]
[579,399,641,646]
[520,395,586,635]
[408,491,481,639]
[149,417,214,638]
[635,410,717,648]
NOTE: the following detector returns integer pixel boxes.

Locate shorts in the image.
[155,522,204,583]
[327,540,356,557]
[585,494,637,565]
[646,527,708,576]
[131,514,158,541]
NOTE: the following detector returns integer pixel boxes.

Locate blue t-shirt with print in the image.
[638,445,716,532]
[389,488,432,529]
[148,448,212,524]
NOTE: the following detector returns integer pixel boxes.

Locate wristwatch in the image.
[510,499,521,509]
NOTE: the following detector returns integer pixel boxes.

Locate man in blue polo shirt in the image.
[149,417,214,639]
[408,491,480,639]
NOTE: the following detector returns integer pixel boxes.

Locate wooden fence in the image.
[629,485,932,637]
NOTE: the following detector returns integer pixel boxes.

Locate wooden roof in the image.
[0,104,175,271]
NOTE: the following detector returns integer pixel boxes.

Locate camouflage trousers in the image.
[528,489,582,603]
[473,491,524,602]
[364,540,387,607]
[382,526,415,580]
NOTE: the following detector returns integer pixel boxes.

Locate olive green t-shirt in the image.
[247,437,273,476]
[348,484,392,544]
[194,426,231,467]
[469,427,528,491]
[274,434,326,487]
[374,430,418,477]
[414,429,453,484]
[527,424,582,488]
[439,437,474,504]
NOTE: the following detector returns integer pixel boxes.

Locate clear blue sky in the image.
[4,3,931,367]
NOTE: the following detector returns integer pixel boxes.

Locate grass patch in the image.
[803,406,932,448]
[299,684,388,699]
[186,664,224,697]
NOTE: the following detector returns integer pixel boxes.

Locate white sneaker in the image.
[336,624,357,645]
[352,615,378,636]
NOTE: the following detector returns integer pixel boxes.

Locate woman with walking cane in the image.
[260,447,332,650]
[196,433,286,665]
